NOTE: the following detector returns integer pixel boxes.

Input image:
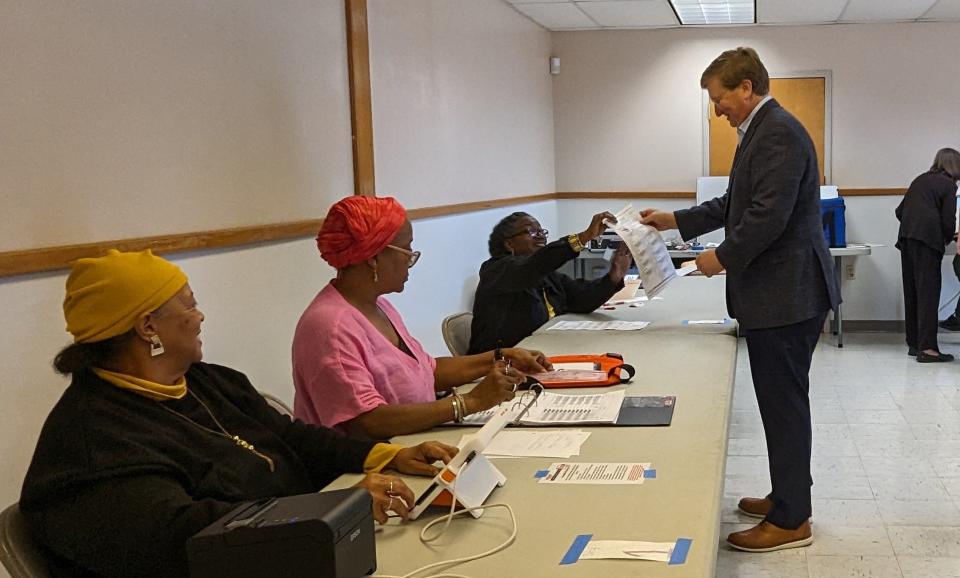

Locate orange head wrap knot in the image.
[316,196,407,269]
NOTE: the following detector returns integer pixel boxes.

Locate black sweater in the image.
[20,363,376,578]
[468,239,621,353]
[896,169,958,254]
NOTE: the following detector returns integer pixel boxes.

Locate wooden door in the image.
[708,77,826,184]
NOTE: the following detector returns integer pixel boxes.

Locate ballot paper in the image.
[462,390,626,426]
[676,265,697,277]
[605,205,676,298]
[580,540,676,562]
[686,319,727,324]
[538,462,651,484]
[547,320,650,331]
[466,430,591,458]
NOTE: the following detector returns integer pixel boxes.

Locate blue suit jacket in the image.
[675,98,839,330]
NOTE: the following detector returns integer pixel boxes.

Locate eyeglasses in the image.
[385,244,421,268]
[509,227,549,240]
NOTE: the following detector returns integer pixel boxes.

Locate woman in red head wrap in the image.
[293,196,552,439]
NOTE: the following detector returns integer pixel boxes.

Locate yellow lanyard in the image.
[542,289,556,319]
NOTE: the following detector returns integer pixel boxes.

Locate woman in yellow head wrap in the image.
[21,250,456,578]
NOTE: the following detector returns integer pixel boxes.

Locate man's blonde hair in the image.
[701,47,770,96]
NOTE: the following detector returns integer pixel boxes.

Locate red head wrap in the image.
[316,196,408,269]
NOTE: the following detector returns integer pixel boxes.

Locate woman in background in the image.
[468,211,632,354]
[896,147,960,362]
[21,250,455,578]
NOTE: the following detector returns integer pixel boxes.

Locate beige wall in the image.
[553,22,960,192]
[368,0,556,208]
[0,0,353,252]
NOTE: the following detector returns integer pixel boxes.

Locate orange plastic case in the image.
[536,353,635,389]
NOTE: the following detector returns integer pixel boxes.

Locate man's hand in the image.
[695,249,724,277]
[639,209,678,231]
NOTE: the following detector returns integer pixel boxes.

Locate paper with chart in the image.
[461,430,592,458]
[538,462,651,484]
[547,320,650,331]
[605,205,677,298]
[461,390,626,426]
[580,540,675,562]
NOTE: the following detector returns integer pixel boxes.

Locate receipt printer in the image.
[187,488,376,578]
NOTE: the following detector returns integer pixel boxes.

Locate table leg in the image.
[834,255,843,348]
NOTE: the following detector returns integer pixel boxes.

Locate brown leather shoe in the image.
[737,496,772,519]
[727,520,813,552]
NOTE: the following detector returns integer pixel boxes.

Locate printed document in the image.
[547,320,650,331]
[580,540,675,562]
[463,390,625,426]
[605,205,676,298]
[537,461,651,484]
[467,430,591,458]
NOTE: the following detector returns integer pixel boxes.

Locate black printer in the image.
[187,488,376,578]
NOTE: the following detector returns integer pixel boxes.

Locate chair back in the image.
[260,392,294,417]
[441,312,473,356]
[0,503,53,578]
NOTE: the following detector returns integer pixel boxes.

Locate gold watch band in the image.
[567,234,584,252]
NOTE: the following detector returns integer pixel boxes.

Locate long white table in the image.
[326,276,737,577]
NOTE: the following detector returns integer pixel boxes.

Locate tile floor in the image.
[717,332,960,577]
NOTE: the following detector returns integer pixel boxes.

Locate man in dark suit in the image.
[641,47,839,552]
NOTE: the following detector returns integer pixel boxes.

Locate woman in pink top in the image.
[293,196,550,439]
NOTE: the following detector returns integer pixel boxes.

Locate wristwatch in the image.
[567,234,584,253]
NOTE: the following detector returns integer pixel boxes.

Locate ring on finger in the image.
[389,480,394,494]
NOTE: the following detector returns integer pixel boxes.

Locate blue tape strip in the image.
[534,469,548,478]
[668,538,692,565]
[560,534,592,565]
[643,469,656,478]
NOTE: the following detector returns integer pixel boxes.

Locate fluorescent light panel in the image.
[669,0,756,25]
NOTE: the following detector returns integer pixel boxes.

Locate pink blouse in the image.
[292,283,437,430]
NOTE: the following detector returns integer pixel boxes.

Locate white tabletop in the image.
[325,276,737,577]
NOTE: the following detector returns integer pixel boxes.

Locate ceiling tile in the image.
[839,0,940,21]
[758,0,847,23]
[921,0,960,19]
[512,2,600,29]
[576,1,679,28]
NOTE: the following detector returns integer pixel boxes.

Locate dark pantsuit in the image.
[743,313,826,530]
[900,238,942,352]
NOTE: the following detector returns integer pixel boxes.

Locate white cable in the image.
[373,476,517,578]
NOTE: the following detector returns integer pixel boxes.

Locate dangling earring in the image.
[150,335,165,357]
[372,268,379,283]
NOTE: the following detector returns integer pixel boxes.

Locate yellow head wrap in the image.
[64,249,188,343]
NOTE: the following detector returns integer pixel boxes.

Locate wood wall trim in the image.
[0,188,910,279]
[406,193,557,220]
[556,191,696,199]
[838,188,905,197]
[345,0,375,196]
[0,220,323,278]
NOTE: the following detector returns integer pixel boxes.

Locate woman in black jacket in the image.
[468,212,632,353]
[896,148,960,362]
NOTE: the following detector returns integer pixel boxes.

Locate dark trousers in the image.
[952,254,960,317]
[743,312,826,530]
[900,238,942,352]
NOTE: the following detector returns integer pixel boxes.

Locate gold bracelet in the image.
[567,233,584,252]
